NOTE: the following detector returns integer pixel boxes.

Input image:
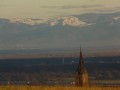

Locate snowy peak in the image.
[113,16,120,20]
[9,18,47,25]
[50,16,88,27]
[62,16,87,26]
[50,21,58,26]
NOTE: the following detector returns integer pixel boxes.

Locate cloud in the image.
[84,6,120,13]
[62,4,103,9]
[115,7,120,9]
[81,5,103,8]
[41,4,103,9]
[41,6,61,9]
[41,4,119,13]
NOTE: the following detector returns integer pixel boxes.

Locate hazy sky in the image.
[0,0,120,19]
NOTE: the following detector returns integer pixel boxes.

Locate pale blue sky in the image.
[0,0,120,19]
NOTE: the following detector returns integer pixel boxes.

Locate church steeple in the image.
[75,48,89,86]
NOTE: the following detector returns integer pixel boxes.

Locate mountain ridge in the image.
[0,12,120,50]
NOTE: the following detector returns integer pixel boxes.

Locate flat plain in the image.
[0,86,119,90]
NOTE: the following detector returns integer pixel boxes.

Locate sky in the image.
[0,0,120,19]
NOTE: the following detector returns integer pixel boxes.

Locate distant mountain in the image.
[0,12,120,51]
[9,16,88,27]
[9,18,48,25]
[49,16,88,27]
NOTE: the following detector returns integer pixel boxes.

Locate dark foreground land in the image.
[0,56,120,85]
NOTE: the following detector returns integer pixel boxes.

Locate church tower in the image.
[75,48,89,86]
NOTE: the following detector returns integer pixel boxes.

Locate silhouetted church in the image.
[75,48,89,86]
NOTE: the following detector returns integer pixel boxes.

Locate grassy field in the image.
[0,86,119,90]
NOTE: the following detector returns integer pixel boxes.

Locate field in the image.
[0,86,119,90]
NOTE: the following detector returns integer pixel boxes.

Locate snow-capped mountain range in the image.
[9,14,120,27]
[49,16,88,27]
[0,12,120,50]
[9,16,88,27]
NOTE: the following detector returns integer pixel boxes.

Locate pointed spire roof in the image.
[75,46,89,86]
[79,48,87,74]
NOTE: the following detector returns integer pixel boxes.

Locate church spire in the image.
[75,47,89,86]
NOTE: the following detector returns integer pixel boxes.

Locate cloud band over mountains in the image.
[0,0,120,19]
[41,4,103,9]
[41,4,120,14]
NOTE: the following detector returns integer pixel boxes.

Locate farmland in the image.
[0,86,119,90]
[0,57,119,85]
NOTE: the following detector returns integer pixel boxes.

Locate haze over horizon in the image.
[0,0,120,19]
